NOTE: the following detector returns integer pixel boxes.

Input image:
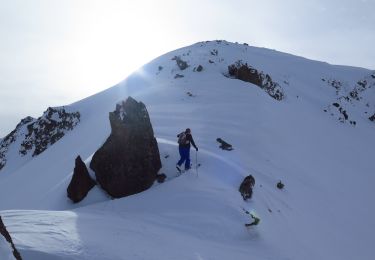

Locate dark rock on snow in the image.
[216,138,233,151]
[67,156,96,203]
[174,74,184,79]
[0,107,80,171]
[172,56,189,70]
[90,97,162,198]
[196,65,203,72]
[239,175,255,200]
[156,174,167,183]
[0,117,35,170]
[0,216,22,260]
[20,107,80,156]
[228,60,284,100]
[277,181,285,189]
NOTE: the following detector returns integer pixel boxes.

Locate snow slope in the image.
[1,40,374,259]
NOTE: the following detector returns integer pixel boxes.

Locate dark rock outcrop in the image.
[0,107,80,172]
[0,216,22,260]
[90,97,162,198]
[67,156,96,203]
[216,138,233,151]
[277,181,285,189]
[156,174,167,183]
[328,101,354,124]
[369,114,375,122]
[174,74,184,79]
[228,60,284,100]
[210,49,218,56]
[172,56,189,70]
[0,117,34,170]
[239,175,255,200]
[20,107,80,156]
[196,65,203,72]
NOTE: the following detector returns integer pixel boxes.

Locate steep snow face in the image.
[0,117,34,171]
[0,40,374,260]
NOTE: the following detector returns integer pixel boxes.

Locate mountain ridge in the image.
[0,40,374,260]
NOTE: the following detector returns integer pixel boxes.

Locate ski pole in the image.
[195,150,198,177]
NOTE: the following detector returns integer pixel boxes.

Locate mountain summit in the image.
[0,40,374,260]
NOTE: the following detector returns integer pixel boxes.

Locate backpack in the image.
[178,132,189,145]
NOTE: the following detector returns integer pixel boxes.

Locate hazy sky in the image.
[1,0,374,136]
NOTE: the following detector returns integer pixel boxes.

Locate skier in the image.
[176,128,198,173]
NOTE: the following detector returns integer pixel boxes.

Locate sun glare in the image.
[62,1,174,100]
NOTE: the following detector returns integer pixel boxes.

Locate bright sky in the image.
[0,0,374,137]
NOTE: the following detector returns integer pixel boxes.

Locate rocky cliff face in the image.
[0,107,80,171]
[20,107,80,156]
[90,97,161,198]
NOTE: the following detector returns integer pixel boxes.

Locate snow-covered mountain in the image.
[0,40,374,259]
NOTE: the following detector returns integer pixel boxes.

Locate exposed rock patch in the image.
[227,60,284,100]
[1,107,80,171]
[216,138,233,151]
[172,56,189,70]
[239,175,255,200]
[156,174,167,183]
[0,117,34,170]
[67,156,96,203]
[322,78,342,94]
[210,49,218,56]
[323,72,375,125]
[277,181,285,189]
[20,107,80,156]
[174,74,184,79]
[90,97,162,198]
[193,65,203,72]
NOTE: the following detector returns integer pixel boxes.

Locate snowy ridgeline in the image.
[158,40,375,126]
[0,40,374,260]
[0,106,80,171]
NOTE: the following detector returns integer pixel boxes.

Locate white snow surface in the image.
[0,236,15,260]
[0,40,374,259]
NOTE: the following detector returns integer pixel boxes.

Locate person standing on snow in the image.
[176,128,198,173]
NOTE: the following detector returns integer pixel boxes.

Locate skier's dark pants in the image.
[177,146,190,170]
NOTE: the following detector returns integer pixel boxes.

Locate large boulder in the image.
[67,156,96,203]
[0,216,22,260]
[90,97,162,198]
